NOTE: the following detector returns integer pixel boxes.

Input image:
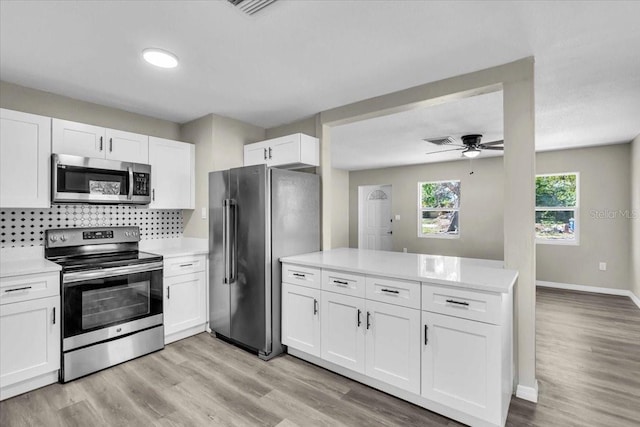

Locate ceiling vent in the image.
[423,136,455,146]
[227,0,278,15]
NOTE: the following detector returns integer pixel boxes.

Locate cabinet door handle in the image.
[381,288,399,294]
[357,309,362,327]
[4,286,32,293]
[109,138,113,152]
[424,324,428,345]
[268,147,272,159]
[152,189,155,201]
[366,311,371,329]
[52,307,56,325]
[313,298,318,315]
[167,286,170,299]
[263,148,268,160]
[446,299,470,307]
[99,136,103,151]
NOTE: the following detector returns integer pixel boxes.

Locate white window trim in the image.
[535,172,580,246]
[417,180,461,239]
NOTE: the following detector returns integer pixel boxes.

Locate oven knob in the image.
[49,235,58,242]
[125,231,130,237]
[60,235,67,242]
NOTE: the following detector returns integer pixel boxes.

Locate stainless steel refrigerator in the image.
[208,164,320,360]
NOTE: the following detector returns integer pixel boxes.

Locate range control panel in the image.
[45,226,140,248]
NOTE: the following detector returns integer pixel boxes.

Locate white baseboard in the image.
[537,280,640,309]
[515,381,539,403]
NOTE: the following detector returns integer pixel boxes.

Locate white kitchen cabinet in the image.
[148,136,195,209]
[365,299,420,394]
[281,283,321,357]
[52,119,149,163]
[243,133,319,169]
[0,109,51,208]
[321,291,365,373]
[0,270,60,401]
[163,255,207,344]
[421,310,501,422]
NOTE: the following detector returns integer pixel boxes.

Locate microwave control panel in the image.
[133,173,150,196]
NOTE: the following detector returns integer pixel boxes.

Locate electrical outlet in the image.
[403,248,408,253]
[395,215,401,221]
[599,262,607,271]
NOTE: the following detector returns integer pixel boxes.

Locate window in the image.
[535,173,579,244]
[418,180,460,238]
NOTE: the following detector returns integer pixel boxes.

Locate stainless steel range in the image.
[45,226,164,383]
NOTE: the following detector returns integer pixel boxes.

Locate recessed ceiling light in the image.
[142,48,178,69]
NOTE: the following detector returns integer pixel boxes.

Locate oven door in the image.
[62,262,163,351]
[52,153,151,205]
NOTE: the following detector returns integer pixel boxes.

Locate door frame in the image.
[358,184,392,250]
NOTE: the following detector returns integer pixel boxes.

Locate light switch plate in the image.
[201,207,207,219]
[395,215,401,220]
[599,262,607,271]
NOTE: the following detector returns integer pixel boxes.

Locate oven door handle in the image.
[63,261,164,284]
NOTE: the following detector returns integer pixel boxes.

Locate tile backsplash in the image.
[0,205,183,248]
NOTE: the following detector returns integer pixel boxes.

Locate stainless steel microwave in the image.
[52,154,151,205]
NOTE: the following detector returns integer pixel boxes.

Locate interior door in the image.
[229,164,268,352]
[359,185,392,250]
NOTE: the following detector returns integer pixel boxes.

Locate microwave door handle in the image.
[127,166,134,200]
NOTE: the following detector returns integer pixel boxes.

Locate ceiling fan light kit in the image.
[462,147,481,158]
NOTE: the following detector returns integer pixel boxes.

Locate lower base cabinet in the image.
[422,310,501,422]
[321,292,365,373]
[0,295,60,400]
[282,283,321,357]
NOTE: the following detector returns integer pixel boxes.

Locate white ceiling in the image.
[1,1,639,169]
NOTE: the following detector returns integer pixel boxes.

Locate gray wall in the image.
[536,144,631,290]
[349,143,633,290]
[180,114,265,238]
[349,156,505,260]
[266,115,317,139]
[632,134,640,299]
[0,81,180,139]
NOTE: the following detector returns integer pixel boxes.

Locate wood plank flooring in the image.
[1,288,639,426]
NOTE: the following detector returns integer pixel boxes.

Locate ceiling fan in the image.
[424,134,504,158]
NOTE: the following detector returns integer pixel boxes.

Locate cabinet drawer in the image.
[164,255,206,277]
[366,276,421,309]
[0,272,59,305]
[422,283,502,325]
[322,269,365,298]
[282,264,321,289]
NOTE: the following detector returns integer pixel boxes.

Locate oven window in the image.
[63,270,162,338]
[81,281,150,330]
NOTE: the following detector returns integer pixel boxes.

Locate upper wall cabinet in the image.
[148,137,195,210]
[52,119,149,164]
[0,109,51,208]
[244,133,319,169]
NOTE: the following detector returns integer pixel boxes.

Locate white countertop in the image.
[0,247,61,278]
[281,248,518,294]
[139,238,208,258]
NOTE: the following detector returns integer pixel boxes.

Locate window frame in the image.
[535,172,580,246]
[417,179,461,239]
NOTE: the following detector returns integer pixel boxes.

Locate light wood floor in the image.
[1,288,639,426]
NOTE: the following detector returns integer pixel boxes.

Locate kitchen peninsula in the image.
[280,248,518,427]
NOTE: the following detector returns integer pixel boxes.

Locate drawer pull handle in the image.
[5,286,32,293]
[446,299,470,306]
[357,309,362,327]
[381,288,399,294]
[366,311,371,330]
[334,280,349,286]
[313,298,318,315]
[424,324,428,345]
[292,273,306,278]
[179,263,193,268]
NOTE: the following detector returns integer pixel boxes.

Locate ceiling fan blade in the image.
[480,139,504,146]
[425,148,464,155]
[480,146,504,151]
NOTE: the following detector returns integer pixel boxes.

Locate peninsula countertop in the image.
[281,248,518,294]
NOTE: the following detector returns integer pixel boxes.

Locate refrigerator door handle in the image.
[223,199,237,284]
